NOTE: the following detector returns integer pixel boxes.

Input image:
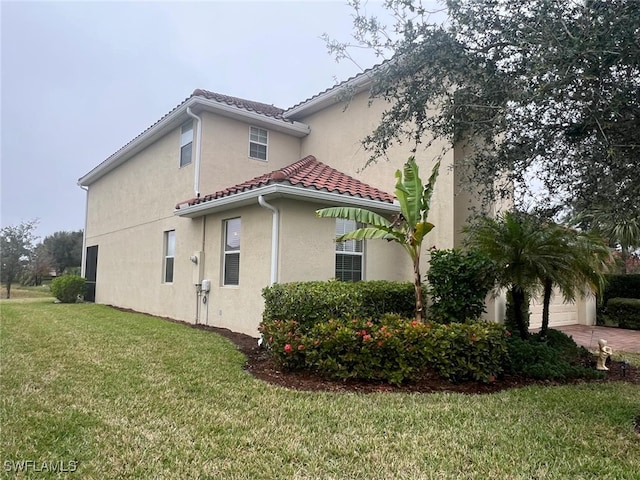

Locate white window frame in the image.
[335,219,365,282]
[223,218,241,286]
[163,230,176,283]
[180,122,193,167]
[248,126,268,161]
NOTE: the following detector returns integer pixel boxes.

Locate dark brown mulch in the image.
[197,324,640,395]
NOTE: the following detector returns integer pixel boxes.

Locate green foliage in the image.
[262,281,418,329]
[0,220,38,299]
[597,274,640,325]
[427,248,497,323]
[50,275,86,303]
[316,156,440,322]
[603,274,640,302]
[259,315,508,385]
[605,298,640,330]
[425,322,509,383]
[328,0,640,221]
[507,330,604,381]
[42,230,83,276]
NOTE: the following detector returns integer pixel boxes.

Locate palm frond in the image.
[336,227,401,242]
[316,207,391,228]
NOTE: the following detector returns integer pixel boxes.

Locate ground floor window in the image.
[164,230,175,283]
[335,218,364,282]
[223,218,241,286]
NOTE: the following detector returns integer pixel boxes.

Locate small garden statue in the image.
[596,339,613,371]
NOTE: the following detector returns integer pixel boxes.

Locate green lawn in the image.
[1,300,639,479]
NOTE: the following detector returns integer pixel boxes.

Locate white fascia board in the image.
[283,72,373,120]
[78,98,310,187]
[174,184,399,218]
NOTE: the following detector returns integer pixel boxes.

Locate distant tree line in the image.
[0,220,83,298]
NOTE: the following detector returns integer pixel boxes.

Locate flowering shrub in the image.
[258,319,307,369]
[259,314,509,384]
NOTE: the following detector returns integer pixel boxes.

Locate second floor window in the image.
[249,126,268,161]
[180,122,193,167]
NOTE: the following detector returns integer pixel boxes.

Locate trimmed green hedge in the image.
[259,315,509,384]
[606,298,640,330]
[262,281,420,328]
[597,274,640,325]
[602,274,640,303]
[50,275,86,303]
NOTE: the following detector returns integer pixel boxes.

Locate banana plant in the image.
[316,156,440,322]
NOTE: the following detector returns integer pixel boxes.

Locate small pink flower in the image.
[284,344,292,354]
[363,334,372,341]
[489,375,496,382]
[505,330,512,337]
[298,344,305,351]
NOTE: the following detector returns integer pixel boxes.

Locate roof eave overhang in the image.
[283,73,373,120]
[78,98,310,187]
[174,183,399,218]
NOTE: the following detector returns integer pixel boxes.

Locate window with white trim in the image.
[223,218,241,286]
[249,126,268,160]
[163,230,176,283]
[335,219,364,282]
[180,122,193,167]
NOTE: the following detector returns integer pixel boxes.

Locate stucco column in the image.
[576,295,597,326]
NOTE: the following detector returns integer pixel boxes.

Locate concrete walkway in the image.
[541,325,640,353]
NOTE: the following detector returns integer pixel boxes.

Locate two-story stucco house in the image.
[78,71,594,336]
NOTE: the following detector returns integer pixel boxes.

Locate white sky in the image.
[1,0,397,239]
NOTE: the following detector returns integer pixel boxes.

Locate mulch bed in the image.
[109,306,640,394]
[194,323,640,395]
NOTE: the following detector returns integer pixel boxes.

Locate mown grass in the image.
[0,284,52,300]
[1,300,639,479]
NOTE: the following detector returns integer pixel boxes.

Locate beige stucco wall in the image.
[199,205,272,336]
[197,112,302,197]
[297,90,458,252]
[277,199,413,283]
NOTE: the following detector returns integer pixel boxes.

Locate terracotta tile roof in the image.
[284,61,387,114]
[176,155,396,209]
[192,89,286,120]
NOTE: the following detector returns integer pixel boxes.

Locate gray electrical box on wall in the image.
[192,251,204,285]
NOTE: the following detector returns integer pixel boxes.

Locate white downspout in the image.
[79,185,89,277]
[258,195,279,285]
[186,107,202,197]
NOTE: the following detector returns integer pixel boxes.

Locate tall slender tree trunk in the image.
[414,254,424,322]
[512,286,529,340]
[6,281,12,299]
[540,278,553,338]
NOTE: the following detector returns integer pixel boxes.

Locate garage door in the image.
[529,288,578,329]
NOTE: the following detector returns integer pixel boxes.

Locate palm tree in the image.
[573,207,639,274]
[537,224,612,338]
[463,211,570,339]
[316,157,440,322]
